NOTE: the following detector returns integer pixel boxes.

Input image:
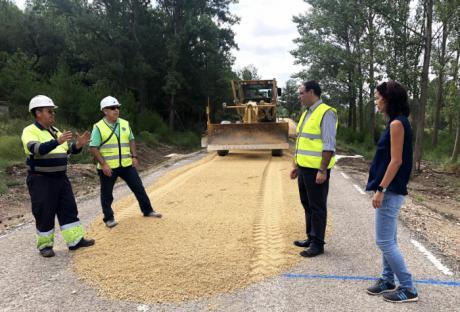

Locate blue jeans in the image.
[375,191,415,290]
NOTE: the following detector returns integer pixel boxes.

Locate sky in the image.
[230,0,311,87]
[14,0,310,87]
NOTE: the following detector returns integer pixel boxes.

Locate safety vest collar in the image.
[307,99,323,114]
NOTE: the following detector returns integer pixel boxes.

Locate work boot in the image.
[144,211,162,218]
[69,238,95,250]
[294,239,311,248]
[39,247,55,258]
[104,219,118,228]
[300,244,324,257]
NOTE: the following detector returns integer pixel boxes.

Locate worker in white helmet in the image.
[21,95,95,257]
[89,96,162,228]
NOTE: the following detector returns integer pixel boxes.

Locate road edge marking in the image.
[411,239,453,276]
[353,184,366,195]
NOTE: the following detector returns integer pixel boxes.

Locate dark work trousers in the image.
[97,166,153,222]
[26,173,80,233]
[297,167,331,246]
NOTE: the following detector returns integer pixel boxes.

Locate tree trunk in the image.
[451,45,460,162]
[358,60,364,132]
[169,93,175,131]
[453,105,460,162]
[414,0,433,171]
[432,23,448,146]
[368,11,376,141]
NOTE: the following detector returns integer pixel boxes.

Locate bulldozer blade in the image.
[206,122,289,151]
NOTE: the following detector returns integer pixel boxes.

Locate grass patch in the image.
[336,127,376,159]
[415,196,424,203]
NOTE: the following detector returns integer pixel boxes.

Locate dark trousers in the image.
[26,174,80,233]
[297,167,331,246]
[98,166,153,222]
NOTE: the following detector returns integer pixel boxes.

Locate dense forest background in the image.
[0,0,459,170]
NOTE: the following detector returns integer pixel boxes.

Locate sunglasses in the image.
[106,106,120,111]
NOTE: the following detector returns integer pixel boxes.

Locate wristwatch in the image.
[377,186,387,193]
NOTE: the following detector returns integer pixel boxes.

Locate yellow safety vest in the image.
[94,118,133,169]
[21,123,70,173]
[295,103,337,169]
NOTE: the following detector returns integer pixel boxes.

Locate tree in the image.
[280,79,300,119]
[237,64,261,80]
[414,0,434,171]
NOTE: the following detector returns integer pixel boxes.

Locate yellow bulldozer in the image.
[202,79,289,156]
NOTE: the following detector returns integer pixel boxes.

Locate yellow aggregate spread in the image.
[73,151,331,303]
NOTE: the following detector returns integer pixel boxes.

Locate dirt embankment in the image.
[0,143,180,233]
[336,156,460,272]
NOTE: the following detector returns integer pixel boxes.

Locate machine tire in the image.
[217,150,229,157]
[271,149,283,157]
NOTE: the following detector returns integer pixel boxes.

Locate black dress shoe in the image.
[69,237,95,250]
[294,239,311,248]
[300,245,324,257]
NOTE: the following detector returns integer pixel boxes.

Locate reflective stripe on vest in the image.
[295,103,337,169]
[95,118,132,169]
[21,124,70,173]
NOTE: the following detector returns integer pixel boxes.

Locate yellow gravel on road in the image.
[73,152,310,303]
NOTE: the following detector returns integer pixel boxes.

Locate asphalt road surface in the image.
[0,151,458,311]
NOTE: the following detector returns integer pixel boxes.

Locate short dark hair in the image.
[376,80,410,119]
[31,107,43,118]
[303,80,321,97]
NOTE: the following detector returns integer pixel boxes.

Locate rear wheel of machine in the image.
[271,149,283,157]
[217,150,229,156]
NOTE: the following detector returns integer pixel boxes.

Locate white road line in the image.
[411,239,453,276]
[340,172,350,179]
[353,184,366,195]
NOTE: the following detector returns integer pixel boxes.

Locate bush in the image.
[138,131,161,147]
[0,118,31,136]
[166,131,200,150]
[0,135,23,160]
[135,110,169,138]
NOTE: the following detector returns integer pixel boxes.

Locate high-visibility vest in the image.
[21,123,70,173]
[94,118,133,169]
[295,103,337,169]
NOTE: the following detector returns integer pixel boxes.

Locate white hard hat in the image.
[29,95,58,112]
[100,96,121,111]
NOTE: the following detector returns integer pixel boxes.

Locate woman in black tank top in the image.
[364,80,418,303]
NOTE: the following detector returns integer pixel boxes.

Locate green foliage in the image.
[236,65,261,80]
[280,79,301,120]
[138,131,161,147]
[0,117,30,135]
[422,130,459,163]
[0,135,23,160]
[336,127,376,159]
[0,134,23,194]
[135,110,169,138]
[164,131,200,150]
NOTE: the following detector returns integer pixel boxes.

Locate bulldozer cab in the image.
[232,79,281,105]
